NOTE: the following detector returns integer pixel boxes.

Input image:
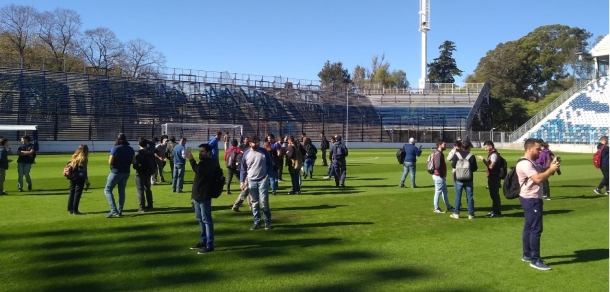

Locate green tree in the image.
[352,65,367,89]
[390,70,409,88]
[317,60,351,91]
[373,66,392,87]
[471,24,592,101]
[427,40,463,83]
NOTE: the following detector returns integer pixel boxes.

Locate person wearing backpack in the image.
[477,141,503,217]
[186,143,219,254]
[303,138,317,179]
[134,137,156,212]
[430,140,454,213]
[323,136,337,180]
[67,144,89,215]
[594,136,609,195]
[535,140,555,200]
[224,139,242,194]
[449,141,477,219]
[332,135,348,187]
[516,138,559,271]
[399,137,422,188]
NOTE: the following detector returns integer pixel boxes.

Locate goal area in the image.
[161,123,243,142]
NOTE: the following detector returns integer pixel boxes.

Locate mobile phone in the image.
[556,156,561,163]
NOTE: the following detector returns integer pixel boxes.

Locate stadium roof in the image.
[590,35,610,57]
[0,125,37,131]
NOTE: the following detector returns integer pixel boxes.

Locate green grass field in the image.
[0,149,608,292]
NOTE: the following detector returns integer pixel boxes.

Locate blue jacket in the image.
[403,143,422,163]
[208,136,219,159]
[598,143,609,166]
[173,144,186,165]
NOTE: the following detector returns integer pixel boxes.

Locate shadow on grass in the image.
[274,221,373,229]
[296,266,426,292]
[502,209,574,217]
[275,204,348,211]
[546,248,609,265]
[299,188,363,195]
[222,237,342,255]
[349,177,388,181]
[553,195,607,200]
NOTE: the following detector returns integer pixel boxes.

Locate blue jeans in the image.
[17,163,33,190]
[104,172,130,214]
[400,162,416,187]
[248,178,271,225]
[303,157,315,176]
[454,180,474,216]
[172,164,185,192]
[193,199,214,248]
[268,171,277,193]
[432,175,452,210]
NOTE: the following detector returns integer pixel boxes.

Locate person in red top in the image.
[224,139,242,194]
[431,140,454,213]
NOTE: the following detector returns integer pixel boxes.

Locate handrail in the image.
[507,79,592,142]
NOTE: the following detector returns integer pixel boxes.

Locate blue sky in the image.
[4,0,609,85]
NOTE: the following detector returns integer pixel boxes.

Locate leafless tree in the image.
[77,27,124,74]
[123,38,166,78]
[0,4,38,67]
[35,8,82,71]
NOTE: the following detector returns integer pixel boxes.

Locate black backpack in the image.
[306,144,317,158]
[397,144,406,164]
[209,166,226,199]
[502,158,532,199]
[497,154,508,179]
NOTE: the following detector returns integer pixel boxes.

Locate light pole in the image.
[346,85,349,146]
[490,127,496,143]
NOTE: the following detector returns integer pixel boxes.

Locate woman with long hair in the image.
[285,136,302,194]
[68,144,89,214]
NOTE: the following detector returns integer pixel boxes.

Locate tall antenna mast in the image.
[419,0,430,90]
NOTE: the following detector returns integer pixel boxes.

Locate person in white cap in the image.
[399,137,422,188]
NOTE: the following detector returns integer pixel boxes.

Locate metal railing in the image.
[507,79,592,142]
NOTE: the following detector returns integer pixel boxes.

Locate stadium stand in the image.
[514,77,609,143]
[0,66,489,143]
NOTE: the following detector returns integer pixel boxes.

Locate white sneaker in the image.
[323,176,330,180]
[450,214,459,219]
[594,189,601,195]
[433,208,445,213]
[468,215,476,219]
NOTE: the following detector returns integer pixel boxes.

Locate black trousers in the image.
[68,177,85,212]
[135,174,153,208]
[321,149,328,165]
[488,176,502,214]
[226,167,240,193]
[520,197,543,261]
[598,165,609,192]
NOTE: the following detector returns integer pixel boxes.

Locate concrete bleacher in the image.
[520,77,609,143]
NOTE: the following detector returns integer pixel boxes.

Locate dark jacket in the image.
[403,143,422,163]
[451,150,479,182]
[0,146,8,170]
[598,143,609,166]
[189,156,219,201]
[432,150,447,178]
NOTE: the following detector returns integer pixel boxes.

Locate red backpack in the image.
[593,144,605,169]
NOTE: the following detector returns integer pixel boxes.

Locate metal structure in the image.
[0,66,487,143]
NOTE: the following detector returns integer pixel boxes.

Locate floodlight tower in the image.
[418,0,430,90]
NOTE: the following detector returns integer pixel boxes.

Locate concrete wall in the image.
[32,141,599,154]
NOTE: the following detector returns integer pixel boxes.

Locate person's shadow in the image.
[545,248,609,265]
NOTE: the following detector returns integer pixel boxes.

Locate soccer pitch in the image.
[0,149,607,291]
